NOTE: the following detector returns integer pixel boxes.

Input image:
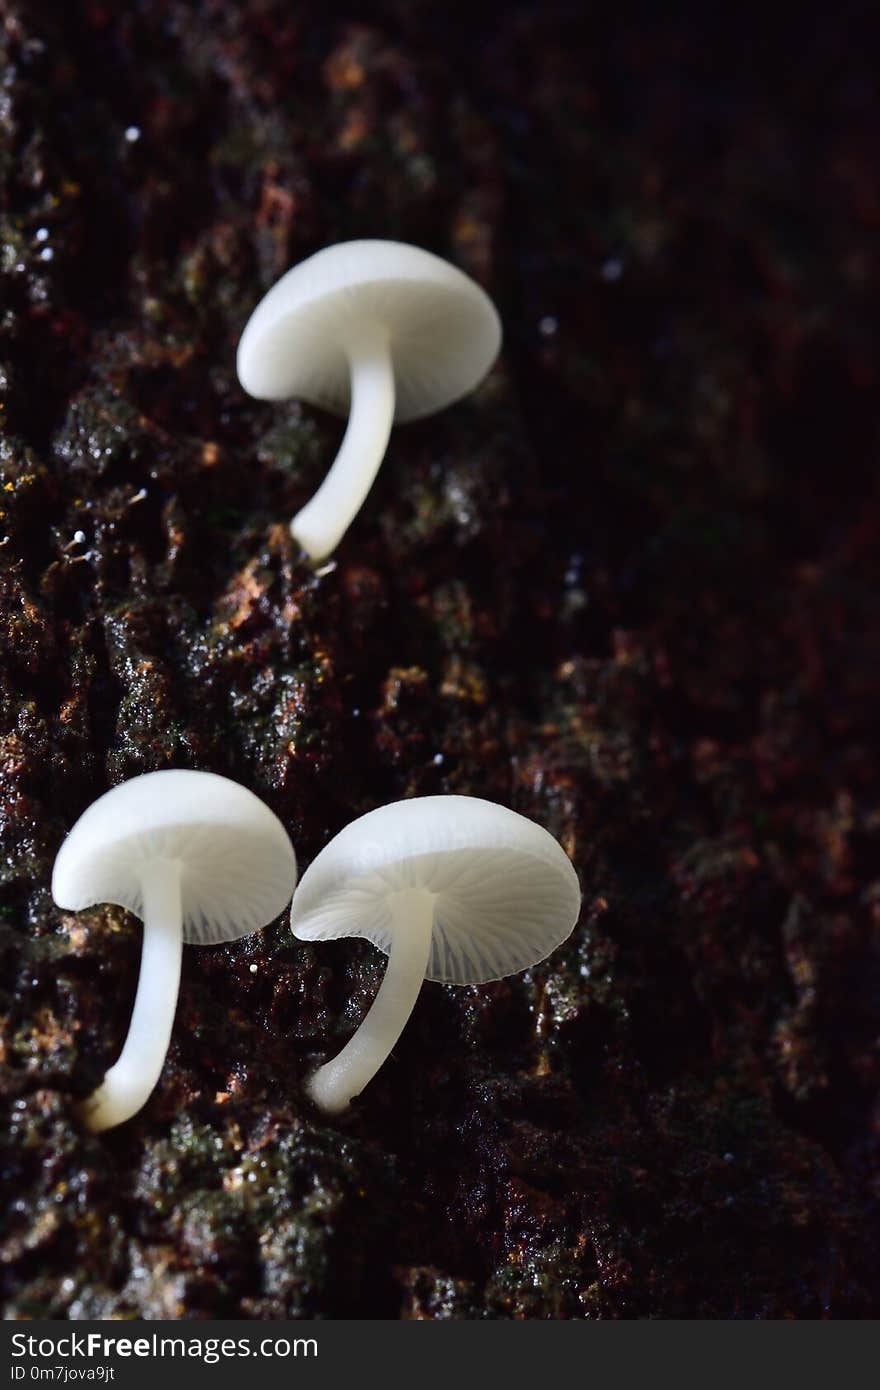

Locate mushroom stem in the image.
[290,320,395,562]
[81,863,184,1133]
[307,887,434,1113]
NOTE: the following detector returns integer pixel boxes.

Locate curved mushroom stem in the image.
[81,862,184,1133]
[307,887,434,1114]
[290,320,395,562]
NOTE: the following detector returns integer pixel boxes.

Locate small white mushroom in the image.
[291,795,581,1113]
[236,240,502,562]
[52,769,297,1132]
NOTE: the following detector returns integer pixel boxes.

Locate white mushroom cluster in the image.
[50,241,582,1129]
[53,782,579,1126]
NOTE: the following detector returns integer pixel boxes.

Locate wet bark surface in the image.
[1,1,878,1317]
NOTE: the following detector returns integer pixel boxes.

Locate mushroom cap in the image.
[236,240,502,422]
[52,770,298,945]
[290,796,580,984]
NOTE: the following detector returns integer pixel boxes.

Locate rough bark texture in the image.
[1,1,878,1318]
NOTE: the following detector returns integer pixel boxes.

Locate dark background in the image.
[0,0,878,1317]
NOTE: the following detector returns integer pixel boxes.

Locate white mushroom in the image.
[291,795,581,1113]
[52,769,297,1132]
[236,240,502,561]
